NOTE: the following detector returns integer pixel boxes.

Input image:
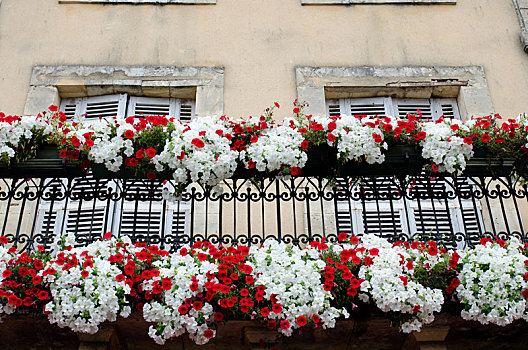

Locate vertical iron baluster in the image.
[305,185,312,240]
[482,177,498,236]
[204,195,209,241]
[219,188,224,244]
[496,182,511,235]
[246,187,251,245]
[275,180,282,243]
[160,198,167,250]
[14,186,29,249]
[1,178,14,238]
[509,178,525,236]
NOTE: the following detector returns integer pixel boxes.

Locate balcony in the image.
[0,172,526,252]
[1,109,528,349]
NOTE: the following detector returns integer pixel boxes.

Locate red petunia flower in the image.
[124,130,134,139]
[290,167,301,176]
[272,303,282,314]
[204,329,214,339]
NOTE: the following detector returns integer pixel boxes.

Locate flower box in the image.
[463,149,515,178]
[91,163,172,181]
[0,144,84,178]
[301,144,338,177]
[338,145,424,177]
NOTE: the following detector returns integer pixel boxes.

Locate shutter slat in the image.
[128,97,173,117]
[171,211,187,236]
[395,99,433,121]
[179,102,194,122]
[363,210,403,235]
[65,207,106,236]
[84,94,127,119]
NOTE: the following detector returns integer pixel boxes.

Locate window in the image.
[326,97,459,120]
[328,98,483,247]
[35,177,190,248]
[24,65,224,117]
[59,94,195,121]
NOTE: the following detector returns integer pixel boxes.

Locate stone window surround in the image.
[58,0,215,4]
[24,65,224,117]
[301,0,455,5]
[513,0,528,53]
[295,66,494,119]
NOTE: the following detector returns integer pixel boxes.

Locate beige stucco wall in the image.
[0,0,526,117]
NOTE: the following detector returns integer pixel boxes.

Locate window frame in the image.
[24,65,224,117]
[326,96,460,120]
[295,66,493,120]
[59,94,196,121]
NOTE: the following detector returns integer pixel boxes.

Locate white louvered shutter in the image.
[127,97,195,122]
[345,97,393,117]
[82,94,127,120]
[114,180,190,243]
[62,176,115,240]
[60,94,127,121]
[115,180,163,237]
[127,97,177,118]
[394,99,434,121]
[59,98,84,119]
[326,100,343,117]
[335,177,408,237]
[35,176,115,242]
[178,100,195,122]
[431,98,460,120]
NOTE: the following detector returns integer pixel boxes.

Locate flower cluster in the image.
[2,104,528,193]
[456,238,528,326]
[42,234,134,334]
[153,116,238,193]
[0,111,56,165]
[419,119,474,174]
[1,234,528,343]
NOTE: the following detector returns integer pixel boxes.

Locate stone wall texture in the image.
[0,0,527,117]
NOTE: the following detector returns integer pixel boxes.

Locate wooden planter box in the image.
[462,149,515,178]
[301,144,338,177]
[338,145,424,177]
[0,145,84,178]
[91,163,172,181]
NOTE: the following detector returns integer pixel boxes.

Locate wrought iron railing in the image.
[0,174,526,252]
